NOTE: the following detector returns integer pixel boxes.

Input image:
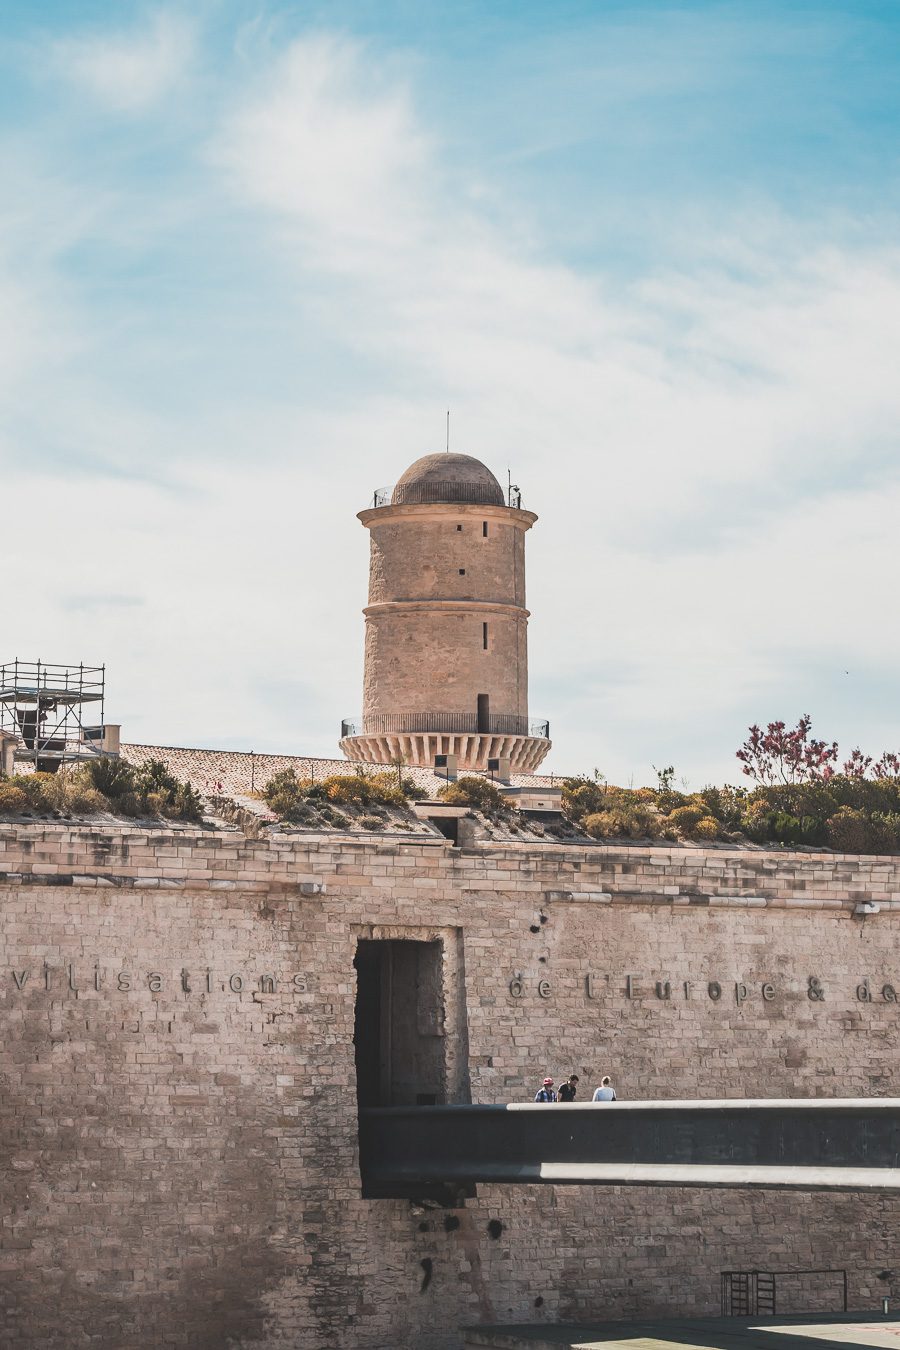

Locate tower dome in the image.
[392,453,504,507]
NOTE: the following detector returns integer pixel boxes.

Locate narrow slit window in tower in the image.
[482,622,488,650]
[456,524,463,532]
[477,693,490,732]
[482,521,488,537]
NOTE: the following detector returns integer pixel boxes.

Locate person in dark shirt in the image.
[557,1074,579,1102]
[534,1077,557,1102]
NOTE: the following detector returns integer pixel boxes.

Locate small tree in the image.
[736,715,838,786]
[873,752,900,779]
[388,751,407,794]
[842,748,873,780]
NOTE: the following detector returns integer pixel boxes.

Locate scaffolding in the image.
[0,659,114,771]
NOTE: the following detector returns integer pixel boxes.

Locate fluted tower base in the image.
[340,731,550,774]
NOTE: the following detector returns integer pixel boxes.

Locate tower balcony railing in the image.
[341,713,549,740]
[369,483,523,509]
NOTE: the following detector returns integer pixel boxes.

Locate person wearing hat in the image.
[534,1077,557,1103]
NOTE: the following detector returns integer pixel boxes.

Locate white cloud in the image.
[219,34,429,259]
[212,35,900,784]
[5,24,900,788]
[51,10,194,112]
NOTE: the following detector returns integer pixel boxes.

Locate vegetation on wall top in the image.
[436,775,507,816]
[262,768,417,830]
[564,717,900,854]
[0,758,203,822]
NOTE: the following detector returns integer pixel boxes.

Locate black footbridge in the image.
[360,1099,900,1200]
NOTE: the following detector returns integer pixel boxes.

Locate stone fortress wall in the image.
[3,822,900,1348]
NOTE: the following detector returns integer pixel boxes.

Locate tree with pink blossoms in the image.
[736,715,838,786]
[841,748,873,779]
[737,717,900,785]
[872,752,900,779]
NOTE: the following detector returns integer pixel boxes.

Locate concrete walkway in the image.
[462,1314,900,1350]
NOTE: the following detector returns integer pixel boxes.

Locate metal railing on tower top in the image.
[341,713,549,739]
[370,482,523,509]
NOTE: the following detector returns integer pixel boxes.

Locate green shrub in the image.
[696,785,746,830]
[83,757,201,821]
[83,757,135,799]
[357,814,385,831]
[770,811,804,845]
[167,781,203,822]
[0,759,200,822]
[1,771,105,817]
[561,777,608,821]
[826,810,900,854]
[826,807,868,853]
[323,774,376,806]
[666,804,707,835]
[583,804,661,840]
[118,791,145,818]
[368,770,418,801]
[319,771,416,809]
[0,782,28,813]
[437,777,506,815]
[134,758,180,796]
[263,770,308,821]
[63,785,107,815]
[655,788,688,815]
[557,768,900,854]
[16,772,58,810]
[866,812,900,853]
[739,798,774,843]
[263,768,412,827]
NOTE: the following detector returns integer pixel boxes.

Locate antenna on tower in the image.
[446,409,450,453]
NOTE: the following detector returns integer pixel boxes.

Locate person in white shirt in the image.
[592,1075,617,1102]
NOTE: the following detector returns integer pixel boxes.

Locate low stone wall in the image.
[2,824,900,1348]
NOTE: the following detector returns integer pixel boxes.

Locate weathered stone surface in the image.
[3,824,900,1347]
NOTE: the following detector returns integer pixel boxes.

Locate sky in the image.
[2,0,900,787]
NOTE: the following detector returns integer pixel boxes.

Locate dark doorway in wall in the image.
[354,940,445,1109]
[430,815,459,844]
[477,693,490,732]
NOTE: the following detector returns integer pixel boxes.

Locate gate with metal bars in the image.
[721,1269,848,1317]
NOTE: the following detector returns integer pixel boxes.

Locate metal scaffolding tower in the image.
[0,659,116,772]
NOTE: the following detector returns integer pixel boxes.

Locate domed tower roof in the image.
[391,452,504,507]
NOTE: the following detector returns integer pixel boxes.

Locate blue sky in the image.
[2,1,900,785]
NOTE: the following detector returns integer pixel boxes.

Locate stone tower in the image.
[340,451,550,772]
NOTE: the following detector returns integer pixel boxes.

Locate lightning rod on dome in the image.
[446,409,450,452]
